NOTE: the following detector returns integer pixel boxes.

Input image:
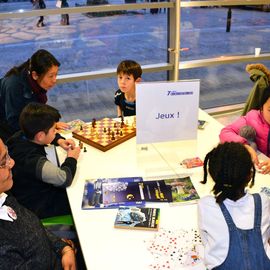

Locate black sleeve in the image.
[51,133,65,146]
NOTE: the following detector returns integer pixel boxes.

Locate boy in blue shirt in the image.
[114,60,142,117]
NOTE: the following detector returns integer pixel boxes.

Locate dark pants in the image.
[61,14,69,25]
[37,16,44,27]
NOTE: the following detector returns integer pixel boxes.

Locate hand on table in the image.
[56,121,70,131]
[257,159,270,175]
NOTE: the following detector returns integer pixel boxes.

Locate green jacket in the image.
[242,64,270,116]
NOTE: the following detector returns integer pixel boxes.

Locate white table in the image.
[58,109,269,270]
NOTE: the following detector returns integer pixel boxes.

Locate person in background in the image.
[60,0,70,25]
[32,0,46,27]
[198,142,270,270]
[0,49,68,143]
[0,137,77,269]
[114,60,142,117]
[7,102,80,219]
[219,85,270,174]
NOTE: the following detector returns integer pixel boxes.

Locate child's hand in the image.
[58,139,76,151]
[67,146,81,160]
[257,160,270,174]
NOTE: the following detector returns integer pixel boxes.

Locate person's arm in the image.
[3,78,28,132]
[219,116,249,144]
[45,230,76,270]
[37,153,79,187]
[117,105,122,118]
[114,90,123,117]
[52,133,76,151]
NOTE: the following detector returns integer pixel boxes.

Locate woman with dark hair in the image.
[0,49,67,141]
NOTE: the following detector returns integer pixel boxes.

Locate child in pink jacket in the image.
[220,86,270,174]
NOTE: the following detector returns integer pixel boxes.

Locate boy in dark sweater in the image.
[7,102,81,219]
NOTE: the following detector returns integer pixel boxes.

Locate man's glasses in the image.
[0,147,11,169]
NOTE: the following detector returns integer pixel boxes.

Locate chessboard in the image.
[72,117,136,152]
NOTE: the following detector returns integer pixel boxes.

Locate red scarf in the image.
[27,73,48,104]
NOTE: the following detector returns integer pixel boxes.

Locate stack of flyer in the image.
[81,175,199,210]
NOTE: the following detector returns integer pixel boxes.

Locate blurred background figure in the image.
[32,0,46,27]
[60,0,70,25]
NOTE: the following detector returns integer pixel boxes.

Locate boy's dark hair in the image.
[201,142,255,204]
[117,60,142,81]
[5,49,60,78]
[19,103,61,140]
[259,85,270,109]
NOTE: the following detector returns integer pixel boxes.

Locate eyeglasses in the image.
[0,146,11,169]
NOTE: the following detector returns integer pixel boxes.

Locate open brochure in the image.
[82,177,145,209]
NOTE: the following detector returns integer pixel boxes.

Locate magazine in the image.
[141,180,173,202]
[82,177,144,210]
[114,206,160,231]
[164,176,200,204]
[144,176,200,204]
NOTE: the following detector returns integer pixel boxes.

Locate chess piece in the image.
[92,118,96,128]
[120,130,123,136]
[120,116,125,128]
[80,124,83,131]
[103,127,107,133]
[83,147,87,152]
[111,131,115,140]
[79,141,83,149]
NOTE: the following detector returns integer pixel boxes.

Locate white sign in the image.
[136,80,200,144]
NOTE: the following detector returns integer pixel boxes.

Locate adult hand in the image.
[61,245,76,270]
[58,139,76,151]
[56,121,69,131]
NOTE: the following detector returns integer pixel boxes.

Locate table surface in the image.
[57,109,270,270]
